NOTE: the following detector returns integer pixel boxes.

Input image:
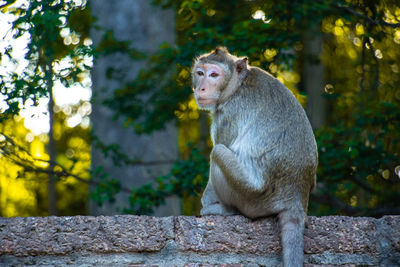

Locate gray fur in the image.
[193,48,318,267]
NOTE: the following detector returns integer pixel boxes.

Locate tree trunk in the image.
[46,63,57,216]
[89,0,179,216]
[304,26,326,129]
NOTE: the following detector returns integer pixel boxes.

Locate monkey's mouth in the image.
[198,98,216,105]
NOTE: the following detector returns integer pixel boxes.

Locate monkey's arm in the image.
[212,144,265,196]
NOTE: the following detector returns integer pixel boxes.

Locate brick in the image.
[0,215,172,256]
[175,215,280,254]
[304,216,378,254]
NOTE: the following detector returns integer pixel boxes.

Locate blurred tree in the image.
[0,118,48,217]
[312,3,400,216]
[0,0,399,217]
[109,0,400,216]
[0,0,93,215]
[89,0,179,216]
[303,25,327,128]
[0,111,91,216]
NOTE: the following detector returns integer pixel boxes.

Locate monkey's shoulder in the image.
[242,67,288,97]
[245,66,305,110]
[245,66,276,84]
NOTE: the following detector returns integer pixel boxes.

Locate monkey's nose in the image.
[200,88,206,91]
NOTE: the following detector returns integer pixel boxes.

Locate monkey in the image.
[191,47,317,267]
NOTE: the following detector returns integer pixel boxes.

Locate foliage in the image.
[102,43,190,133]
[1,0,400,217]
[0,114,90,216]
[104,0,335,133]
[52,105,91,215]
[0,0,93,215]
[313,102,400,216]
[87,141,209,215]
[307,0,400,216]
[0,118,48,216]
[111,0,400,216]
[89,166,121,207]
[123,143,208,215]
[0,0,94,119]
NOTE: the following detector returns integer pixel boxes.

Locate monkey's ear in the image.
[235,57,249,81]
[236,57,248,73]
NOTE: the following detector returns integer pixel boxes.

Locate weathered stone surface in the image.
[381,215,400,252]
[304,216,378,254]
[0,215,399,266]
[184,264,244,267]
[0,215,172,256]
[175,216,280,254]
[304,265,370,267]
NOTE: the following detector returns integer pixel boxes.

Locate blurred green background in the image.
[0,0,399,217]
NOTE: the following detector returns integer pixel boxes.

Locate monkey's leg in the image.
[201,163,238,216]
[211,144,265,196]
[278,208,305,267]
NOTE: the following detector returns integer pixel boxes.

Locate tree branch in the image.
[312,189,360,215]
[0,1,17,10]
[0,133,133,194]
[366,38,380,92]
[360,37,367,92]
[350,174,377,194]
[334,3,400,28]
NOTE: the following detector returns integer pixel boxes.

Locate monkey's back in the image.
[217,66,316,156]
[213,66,317,211]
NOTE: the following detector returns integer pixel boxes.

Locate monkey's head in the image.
[192,47,248,111]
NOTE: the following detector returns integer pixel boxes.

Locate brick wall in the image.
[1,215,399,266]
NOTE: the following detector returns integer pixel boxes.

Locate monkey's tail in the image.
[278,207,305,267]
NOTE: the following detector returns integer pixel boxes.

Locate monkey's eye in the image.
[196,71,204,76]
[210,72,219,78]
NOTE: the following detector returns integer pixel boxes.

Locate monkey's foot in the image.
[200,203,238,216]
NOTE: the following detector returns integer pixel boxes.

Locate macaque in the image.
[192,47,317,267]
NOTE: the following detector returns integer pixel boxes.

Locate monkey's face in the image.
[192,63,226,110]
